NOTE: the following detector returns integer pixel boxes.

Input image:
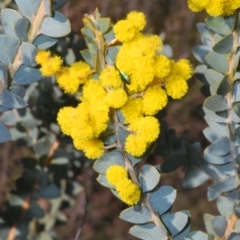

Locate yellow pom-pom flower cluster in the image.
[106,165,141,205]
[112,11,193,156]
[36,50,63,77]
[56,67,129,159]
[188,0,240,16]
[54,10,192,160]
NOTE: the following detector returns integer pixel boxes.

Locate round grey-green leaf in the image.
[205,51,229,74]
[0,123,11,143]
[212,216,227,237]
[40,11,71,38]
[139,164,160,193]
[0,35,20,65]
[93,150,125,174]
[162,212,189,237]
[150,186,176,215]
[37,184,61,199]
[13,65,42,85]
[183,168,209,188]
[129,223,166,240]
[213,34,233,54]
[15,0,41,18]
[187,231,208,240]
[205,16,233,35]
[33,34,58,49]
[96,174,113,189]
[2,88,27,109]
[192,45,211,65]
[217,196,234,218]
[206,136,231,156]
[15,17,30,42]
[20,42,37,67]
[0,9,23,39]
[120,205,152,224]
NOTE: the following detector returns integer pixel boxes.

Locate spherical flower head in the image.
[143,86,168,115]
[89,104,110,137]
[154,55,171,78]
[99,68,122,88]
[188,0,210,12]
[113,20,138,43]
[125,134,147,157]
[116,178,141,205]
[35,50,50,65]
[165,76,188,99]
[173,59,193,81]
[120,97,143,124]
[107,88,128,109]
[69,61,92,85]
[74,138,105,159]
[223,0,240,16]
[70,103,94,140]
[82,79,107,104]
[129,116,160,143]
[205,0,224,16]
[40,55,63,77]
[56,67,80,94]
[57,107,76,136]
[106,165,128,186]
[126,11,146,31]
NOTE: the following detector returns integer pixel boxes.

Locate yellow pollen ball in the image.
[107,88,128,109]
[173,59,193,81]
[165,76,188,99]
[188,0,210,12]
[116,178,141,205]
[113,20,138,43]
[125,134,147,157]
[40,55,63,76]
[35,50,50,65]
[120,98,143,124]
[74,138,105,160]
[126,11,146,31]
[142,86,168,115]
[106,165,128,186]
[154,55,171,78]
[99,68,122,88]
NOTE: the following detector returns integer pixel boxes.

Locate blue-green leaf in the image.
[0,123,11,143]
[205,51,229,74]
[2,88,27,109]
[212,216,227,237]
[206,16,233,35]
[129,223,166,240]
[0,9,23,39]
[217,196,234,217]
[40,11,71,38]
[33,34,58,49]
[20,42,37,67]
[37,184,61,199]
[120,205,152,224]
[203,95,227,112]
[183,168,209,188]
[192,45,211,65]
[162,212,188,237]
[13,65,42,85]
[15,17,30,41]
[204,149,231,164]
[15,0,41,18]
[187,231,208,240]
[206,137,231,156]
[96,174,113,188]
[93,150,125,174]
[0,35,20,65]
[139,164,160,192]
[150,186,176,215]
[213,34,233,54]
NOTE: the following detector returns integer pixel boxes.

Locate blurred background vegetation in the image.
[0,0,218,239]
